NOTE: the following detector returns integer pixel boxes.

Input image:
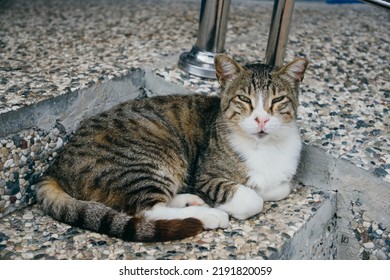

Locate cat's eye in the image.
[272,96,285,104]
[237,95,251,104]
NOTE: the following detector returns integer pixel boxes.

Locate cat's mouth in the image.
[256,131,268,138]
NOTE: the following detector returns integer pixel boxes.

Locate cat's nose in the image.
[255,117,270,130]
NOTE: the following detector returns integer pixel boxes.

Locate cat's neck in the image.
[226,122,302,198]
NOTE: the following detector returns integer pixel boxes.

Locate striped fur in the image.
[37,55,308,242]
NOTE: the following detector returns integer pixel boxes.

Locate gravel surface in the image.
[0,184,335,260]
[0,0,389,259]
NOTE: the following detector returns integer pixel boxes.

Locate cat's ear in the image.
[276,58,308,84]
[214,54,244,87]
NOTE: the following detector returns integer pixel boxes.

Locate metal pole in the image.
[178,0,231,79]
[265,0,295,66]
[361,0,390,9]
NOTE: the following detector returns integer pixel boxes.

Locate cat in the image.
[37,54,308,242]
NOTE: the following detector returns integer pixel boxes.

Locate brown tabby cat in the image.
[37,55,308,242]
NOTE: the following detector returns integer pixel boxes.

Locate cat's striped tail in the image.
[36,177,204,242]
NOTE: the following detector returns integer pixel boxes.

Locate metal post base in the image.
[178,0,231,79]
[178,46,218,79]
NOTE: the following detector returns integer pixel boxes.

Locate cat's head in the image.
[214,54,308,142]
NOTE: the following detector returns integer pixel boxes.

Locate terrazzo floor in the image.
[0,0,389,259]
[1,184,334,260]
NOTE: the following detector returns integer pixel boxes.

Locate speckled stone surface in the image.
[0,0,389,259]
[0,184,335,260]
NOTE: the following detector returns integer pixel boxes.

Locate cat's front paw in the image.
[261,182,292,201]
[168,194,207,208]
[198,207,229,230]
[217,185,264,220]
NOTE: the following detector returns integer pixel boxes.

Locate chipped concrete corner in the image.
[297,145,390,259]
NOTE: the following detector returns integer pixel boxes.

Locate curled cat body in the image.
[37,55,308,242]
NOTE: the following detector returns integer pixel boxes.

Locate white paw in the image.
[217,185,264,220]
[195,207,229,230]
[144,204,229,230]
[168,194,207,208]
[261,182,292,201]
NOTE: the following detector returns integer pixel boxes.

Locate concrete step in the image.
[0,69,340,259]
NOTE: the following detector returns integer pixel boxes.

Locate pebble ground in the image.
[0,0,389,259]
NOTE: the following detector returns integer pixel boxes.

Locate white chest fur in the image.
[228,125,302,201]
